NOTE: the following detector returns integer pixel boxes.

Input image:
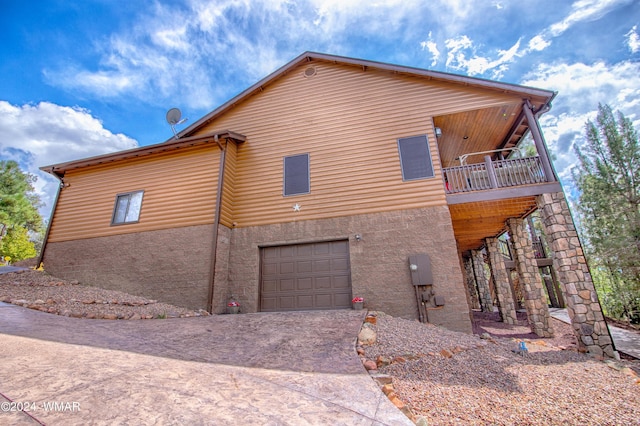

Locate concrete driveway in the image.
[0,303,411,425]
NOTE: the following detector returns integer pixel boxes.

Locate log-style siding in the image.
[47,60,531,240]
[48,144,220,242]
[195,62,521,227]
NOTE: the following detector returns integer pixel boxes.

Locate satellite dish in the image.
[166,108,182,125]
[165,108,188,139]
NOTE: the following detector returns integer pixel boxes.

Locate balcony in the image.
[444,155,547,194]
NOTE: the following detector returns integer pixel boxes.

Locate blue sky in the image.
[1,0,639,220]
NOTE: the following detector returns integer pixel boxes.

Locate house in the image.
[39,52,615,357]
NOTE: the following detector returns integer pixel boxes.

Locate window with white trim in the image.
[111,190,144,225]
[397,135,435,181]
[283,153,310,196]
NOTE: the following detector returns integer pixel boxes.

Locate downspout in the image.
[206,135,227,313]
[36,170,64,269]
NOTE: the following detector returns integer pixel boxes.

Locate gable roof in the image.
[41,131,245,177]
[176,51,556,140]
[41,52,556,177]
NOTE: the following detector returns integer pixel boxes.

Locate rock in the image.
[381,383,394,395]
[129,313,141,320]
[388,394,405,410]
[392,356,406,364]
[85,313,96,319]
[45,299,55,304]
[358,327,377,345]
[356,347,365,356]
[452,346,464,354]
[370,373,393,386]
[103,314,118,320]
[376,355,392,367]
[34,299,45,304]
[415,416,429,426]
[363,360,377,371]
[82,299,94,304]
[440,349,453,358]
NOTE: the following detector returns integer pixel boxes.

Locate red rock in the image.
[363,360,377,371]
[103,314,118,320]
[392,356,406,364]
[440,349,453,358]
[381,384,394,395]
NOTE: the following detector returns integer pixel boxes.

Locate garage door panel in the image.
[331,258,349,271]
[331,241,348,254]
[280,262,295,274]
[333,275,350,289]
[315,276,331,289]
[262,279,277,293]
[280,278,295,292]
[335,293,351,307]
[260,240,352,312]
[261,297,277,311]
[297,260,312,273]
[297,295,314,309]
[314,259,330,272]
[298,277,313,291]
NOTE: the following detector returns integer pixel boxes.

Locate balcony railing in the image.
[444,155,547,194]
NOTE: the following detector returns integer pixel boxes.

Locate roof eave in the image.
[175,52,556,139]
[41,130,246,175]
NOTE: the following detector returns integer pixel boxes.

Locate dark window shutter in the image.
[397,135,434,181]
[284,154,310,196]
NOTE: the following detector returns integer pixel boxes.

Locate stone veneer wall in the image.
[42,224,215,310]
[472,250,493,312]
[507,218,554,337]
[225,206,473,334]
[537,192,615,358]
[464,257,481,310]
[486,237,518,325]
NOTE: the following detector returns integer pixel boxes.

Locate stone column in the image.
[464,257,481,310]
[472,249,493,312]
[486,237,518,325]
[507,218,554,337]
[537,192,615,358]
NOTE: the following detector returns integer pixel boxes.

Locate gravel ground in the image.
[3,269,639,424]
[364,312,640,425]
[0,269,208,319]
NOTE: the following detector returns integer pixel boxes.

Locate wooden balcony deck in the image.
[444,156,547,194]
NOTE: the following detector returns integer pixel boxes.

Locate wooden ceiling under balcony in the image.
[434,103,530,168]
[448,196,539,253]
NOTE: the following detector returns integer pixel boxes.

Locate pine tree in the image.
[573,104,640,323]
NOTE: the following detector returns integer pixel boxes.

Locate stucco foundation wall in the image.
[42,224,215,310]
[228,206,472,333]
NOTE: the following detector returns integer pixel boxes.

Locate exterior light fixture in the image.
[434,127,443,138]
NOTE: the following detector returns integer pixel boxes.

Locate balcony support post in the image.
[523,100,556,182]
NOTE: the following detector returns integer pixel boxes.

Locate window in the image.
[111,191,144,225]
[397,135,435,181]
[283,153,310,196]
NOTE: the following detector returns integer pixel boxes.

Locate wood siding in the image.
[48,144,220,242]
[194,62,523,227]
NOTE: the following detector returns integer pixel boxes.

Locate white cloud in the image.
[525,0,634,55]
[443,35,521,78]
[521,60,640,184]
[0,101,138,220]
[626,25,640,53]
[528,35,551,52]
[420,32,440,67]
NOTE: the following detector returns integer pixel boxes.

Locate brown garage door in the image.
[260,240,352,311]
